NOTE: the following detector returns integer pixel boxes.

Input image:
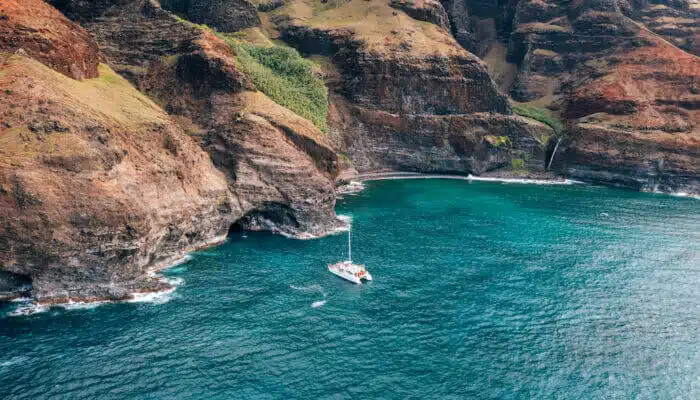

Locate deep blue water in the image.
[1,180,699,399]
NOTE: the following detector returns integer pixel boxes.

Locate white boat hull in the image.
[328,261,371,284]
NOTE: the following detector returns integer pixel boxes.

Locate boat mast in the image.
[348,228,352,262]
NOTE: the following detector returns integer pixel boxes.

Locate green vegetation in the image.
[538,134,552,150]
[219,34,329,131]
[172,14,214,33]
[512,104,563,134]
[485,135,512,148]
[511,158,528,173]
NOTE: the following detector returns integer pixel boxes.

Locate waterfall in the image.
[547,137,562,171]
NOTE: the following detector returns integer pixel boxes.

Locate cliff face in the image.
[0,0,100,79]
[159,0,261,32]
[58,0,341,219]
[0,0,340,302]
[0,53,235,302]
[270,0,551,175]
[441,0,699,192]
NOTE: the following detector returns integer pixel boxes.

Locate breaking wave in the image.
[281,214,351,240]
[5,276,184,318]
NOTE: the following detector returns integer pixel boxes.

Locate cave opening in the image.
[0,270,32,302]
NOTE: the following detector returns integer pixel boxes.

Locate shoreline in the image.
[354,172,579,185]
[3,235,230,317]
[348,171,699,199]
[3,215,352,316]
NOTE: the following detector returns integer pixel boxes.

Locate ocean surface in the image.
[1,180,699,399]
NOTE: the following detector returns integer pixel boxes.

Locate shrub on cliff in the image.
[513,105,563,134]
[219,35,329,131]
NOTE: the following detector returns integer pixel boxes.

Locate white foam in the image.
[337,180,366,196]
[5,276,183,317]
[311,300,327,308]
[8,303,48,317]
[669,192,700,200]
[358,173,578,185]
[290,284,325,294]
[0,356,29,368]
[279,214,352,240]
[59,300,110,311]
[126,288,176,305]
[465,174,577,185]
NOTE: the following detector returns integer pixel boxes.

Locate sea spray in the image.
[5,276,184,317]
[278,214,352,240]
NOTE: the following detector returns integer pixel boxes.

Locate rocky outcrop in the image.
[144,34,341,236]
[51,0,201,83]
[1,0,340,303]
[389,0,452,31]
[159,0,261,32]
[555,123,699,193]
[50,0,340,235]
[0,0,99,80]
[440,0,519,57]
[0,270,31,301]
[0,53,235,303]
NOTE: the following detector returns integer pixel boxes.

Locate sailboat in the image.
[328,228,372,284]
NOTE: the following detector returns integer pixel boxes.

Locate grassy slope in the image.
[512,104,563,134]
[0,55,167,162]
[218,34,329,131]
[271,0,462,56]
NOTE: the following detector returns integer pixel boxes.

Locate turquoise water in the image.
[1,180,699,399]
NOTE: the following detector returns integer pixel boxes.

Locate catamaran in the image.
[328,228,372,284]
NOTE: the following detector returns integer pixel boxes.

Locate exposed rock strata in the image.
[0,0,100,79]
[621,0,699,56]
[328,95,552,174]
[1,0,340,303]
[0,54,235,303]
[159,0,261,32]
[440,0,519,57]
[273,0,547,175]
[50,0,341,235]
[440,0,699,193]
[505,0,699,192]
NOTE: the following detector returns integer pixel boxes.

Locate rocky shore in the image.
[0,0,698,304]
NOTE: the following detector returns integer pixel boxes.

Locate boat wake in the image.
[290,284,328,308]
[311,300,327,308]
